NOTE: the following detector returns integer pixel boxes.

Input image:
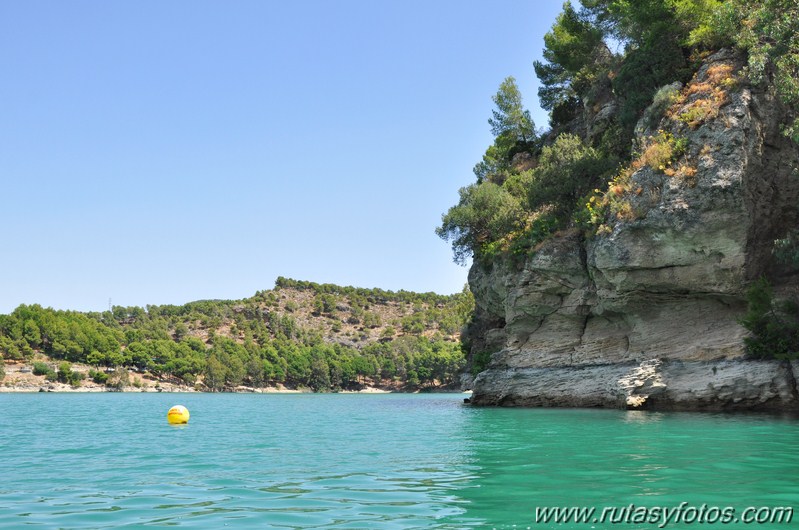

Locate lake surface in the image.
[1,393,798,529]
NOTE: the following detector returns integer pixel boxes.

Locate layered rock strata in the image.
[469,50,799,411]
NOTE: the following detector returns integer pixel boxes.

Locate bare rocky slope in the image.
[468,50,799,411]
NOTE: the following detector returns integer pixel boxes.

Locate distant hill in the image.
[0,278,473,392]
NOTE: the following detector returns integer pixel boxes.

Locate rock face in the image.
[468,50,799,411]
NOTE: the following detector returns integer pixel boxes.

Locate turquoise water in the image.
[1,394,798,529]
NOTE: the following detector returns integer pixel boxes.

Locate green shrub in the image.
[506,211,561,262]
[527,134,614,216]
[613,40,692,131]
[33,361,57,380]
[642,83,682,130]
[471,350,493,376]
[362,312,382,329]
[88,369,109,384]
[312,294,338,316]
[635,131,688,172]
[721,0,799,141]
[740,277,799,359]
[56,361,84,386]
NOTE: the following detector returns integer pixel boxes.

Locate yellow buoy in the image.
[167,405,190,425]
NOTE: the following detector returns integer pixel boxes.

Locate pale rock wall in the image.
[469,50,799,411]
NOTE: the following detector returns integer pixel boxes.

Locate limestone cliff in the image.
[468,50,799,411]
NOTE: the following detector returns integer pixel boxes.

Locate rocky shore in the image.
[0,362,448,394]
[467,50,799,411]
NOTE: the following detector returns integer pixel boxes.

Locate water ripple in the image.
[1,394,798,528]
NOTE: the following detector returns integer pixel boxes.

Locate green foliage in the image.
[439,131,615,264]
[489,77,536,143]
[582,0,723,48]
[362,311,381,329]
[638,131,688,172]
[309,356,331,391]
[527,133,615,216]
[534,1,607,118]
[437,182,525,265]
[614,42,691,131]
[56,361,84,386]
[0,336,22,361]
[313,293,338,316]
[473,138,514,185]
[1,304,125,363]
[204,354,227,391]
[719,0,799,141]
[673,0,728,47]
[740,277,799,359]
[0,278,471,392]
[362,336,465,388]
[505,212,562,259]
[471,350,492,376]
[641,83,682,131]
[535,0,733,135]
[401,312,426,335]
[22,319,41,347]
[473,78,540,184]
[88,369,109,385]
[273,277,457,307]
[32,362,56,379]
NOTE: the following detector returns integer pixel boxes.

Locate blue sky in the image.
[0,0,564,313]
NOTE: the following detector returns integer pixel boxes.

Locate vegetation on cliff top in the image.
[0,278,473,391]
[437,0,799,267]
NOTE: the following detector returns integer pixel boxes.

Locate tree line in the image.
[0,279,472,391]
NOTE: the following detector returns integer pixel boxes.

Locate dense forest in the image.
[0,278,473,391]
[437,0,799,361]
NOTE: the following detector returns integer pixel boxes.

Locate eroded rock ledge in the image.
[468,50,799,411]
[471,360,799,411]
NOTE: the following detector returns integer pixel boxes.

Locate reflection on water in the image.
[623,410,665,424]
[446,407,799,529]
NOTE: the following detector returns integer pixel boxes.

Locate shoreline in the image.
[1,360,468,395]
[0,385,471,394]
